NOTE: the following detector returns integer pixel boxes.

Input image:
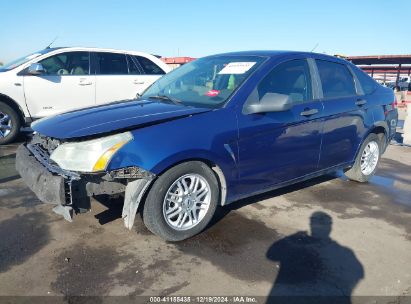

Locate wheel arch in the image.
[0,93,27,125]
[366,122,388,151]
[353,123,388,162]
[154,157,228,206]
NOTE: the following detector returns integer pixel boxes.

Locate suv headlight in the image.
[50,132,133,172]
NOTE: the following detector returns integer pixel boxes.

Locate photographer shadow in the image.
[266,212,364,304]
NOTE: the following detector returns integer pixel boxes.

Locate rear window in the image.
[133,56,165,75]
[352,66,377,95]
[95,52,128,75]
[316,60,356,98]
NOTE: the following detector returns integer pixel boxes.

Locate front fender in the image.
[107,108,239,200]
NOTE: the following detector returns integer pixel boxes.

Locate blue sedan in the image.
[16,51,398,241]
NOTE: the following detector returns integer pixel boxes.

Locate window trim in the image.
[126,55,144,75]
[350,64,378,96]
[130,55,146,74]
[307,58,323,100]
[346,64,364,96]
[315,59,358,100]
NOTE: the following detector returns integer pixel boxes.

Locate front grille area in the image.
[30,133,61,156]
[64,180,73,205]
[26,134,81,209]
[26,134,79,180]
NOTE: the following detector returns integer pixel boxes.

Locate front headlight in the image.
[50,132,133,172]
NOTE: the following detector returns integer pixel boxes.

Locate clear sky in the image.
[1,0,410,63]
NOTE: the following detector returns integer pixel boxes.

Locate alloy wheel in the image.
[0,111,13,138]
[163,173,211,231]
[360,141,379,175]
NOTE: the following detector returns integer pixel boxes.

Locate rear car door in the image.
[130,55,166,93]
[94,52,138,104]
[23,51,95,117]
[315,58,372,169]
[237,58,324,195]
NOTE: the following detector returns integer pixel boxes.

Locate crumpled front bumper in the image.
[16,144,69,205]
[15,144,126,221]
[15,143,155,229]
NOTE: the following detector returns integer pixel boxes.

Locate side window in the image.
[316,60,356,98]
[126,55,142,75]
[95,53,128,75]
[38,52,89,75]
[257,59,312,104]
[134,56,165,75]
[352,66,377,95]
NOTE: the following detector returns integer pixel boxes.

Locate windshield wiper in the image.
[147,94,182,105]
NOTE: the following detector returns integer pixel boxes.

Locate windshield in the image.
[142,55,266,108]
[0,48,57,71]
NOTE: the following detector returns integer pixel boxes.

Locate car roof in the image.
[50,46,158,56]
[209,50,348,63]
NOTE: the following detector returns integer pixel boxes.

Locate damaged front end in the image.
[15,134,155,229]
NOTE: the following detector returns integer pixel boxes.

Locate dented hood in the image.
[32,99,211,139]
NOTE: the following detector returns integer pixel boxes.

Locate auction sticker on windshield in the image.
[205,89,220,97]
[218,62,256,74]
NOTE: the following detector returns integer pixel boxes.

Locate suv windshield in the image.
[0,48,58,71]
[142,55,266,108]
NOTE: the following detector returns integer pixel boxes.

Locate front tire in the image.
[0,102,21,145]
[344,133,383,182]
[143,161,219,241]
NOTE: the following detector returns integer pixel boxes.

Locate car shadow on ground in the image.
[92,173,337,228]
[93,195,124,225]
[210,174,337,227]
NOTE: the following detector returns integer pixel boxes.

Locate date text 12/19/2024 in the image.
[149,296,258,303]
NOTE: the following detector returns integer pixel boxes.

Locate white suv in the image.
[0,47,171,144]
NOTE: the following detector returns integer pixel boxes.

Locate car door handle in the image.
[133,80,145,85]
[355,99,367,106]
[300,108,319,116]
[79,78,92,86]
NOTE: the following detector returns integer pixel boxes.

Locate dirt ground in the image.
[0,139,410,302]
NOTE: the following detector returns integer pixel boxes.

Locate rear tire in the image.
[344,133,383,182]
[0,102,21,145]
[143,161,219,241]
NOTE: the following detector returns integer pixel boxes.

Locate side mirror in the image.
[243,92,295,114]
[28,63,45,75]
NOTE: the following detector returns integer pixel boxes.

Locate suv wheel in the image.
[344,133,383,182]
[0,102,21,145]
[143,161,219,241]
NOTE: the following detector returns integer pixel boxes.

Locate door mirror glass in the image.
[28,63,45,75]
[244,92,295,114]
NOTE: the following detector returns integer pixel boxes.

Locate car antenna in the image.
[46,36,58,49]
[310,42,319,52]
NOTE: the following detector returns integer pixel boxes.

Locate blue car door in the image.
[314,58,371,170]
[235,58,324,196]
